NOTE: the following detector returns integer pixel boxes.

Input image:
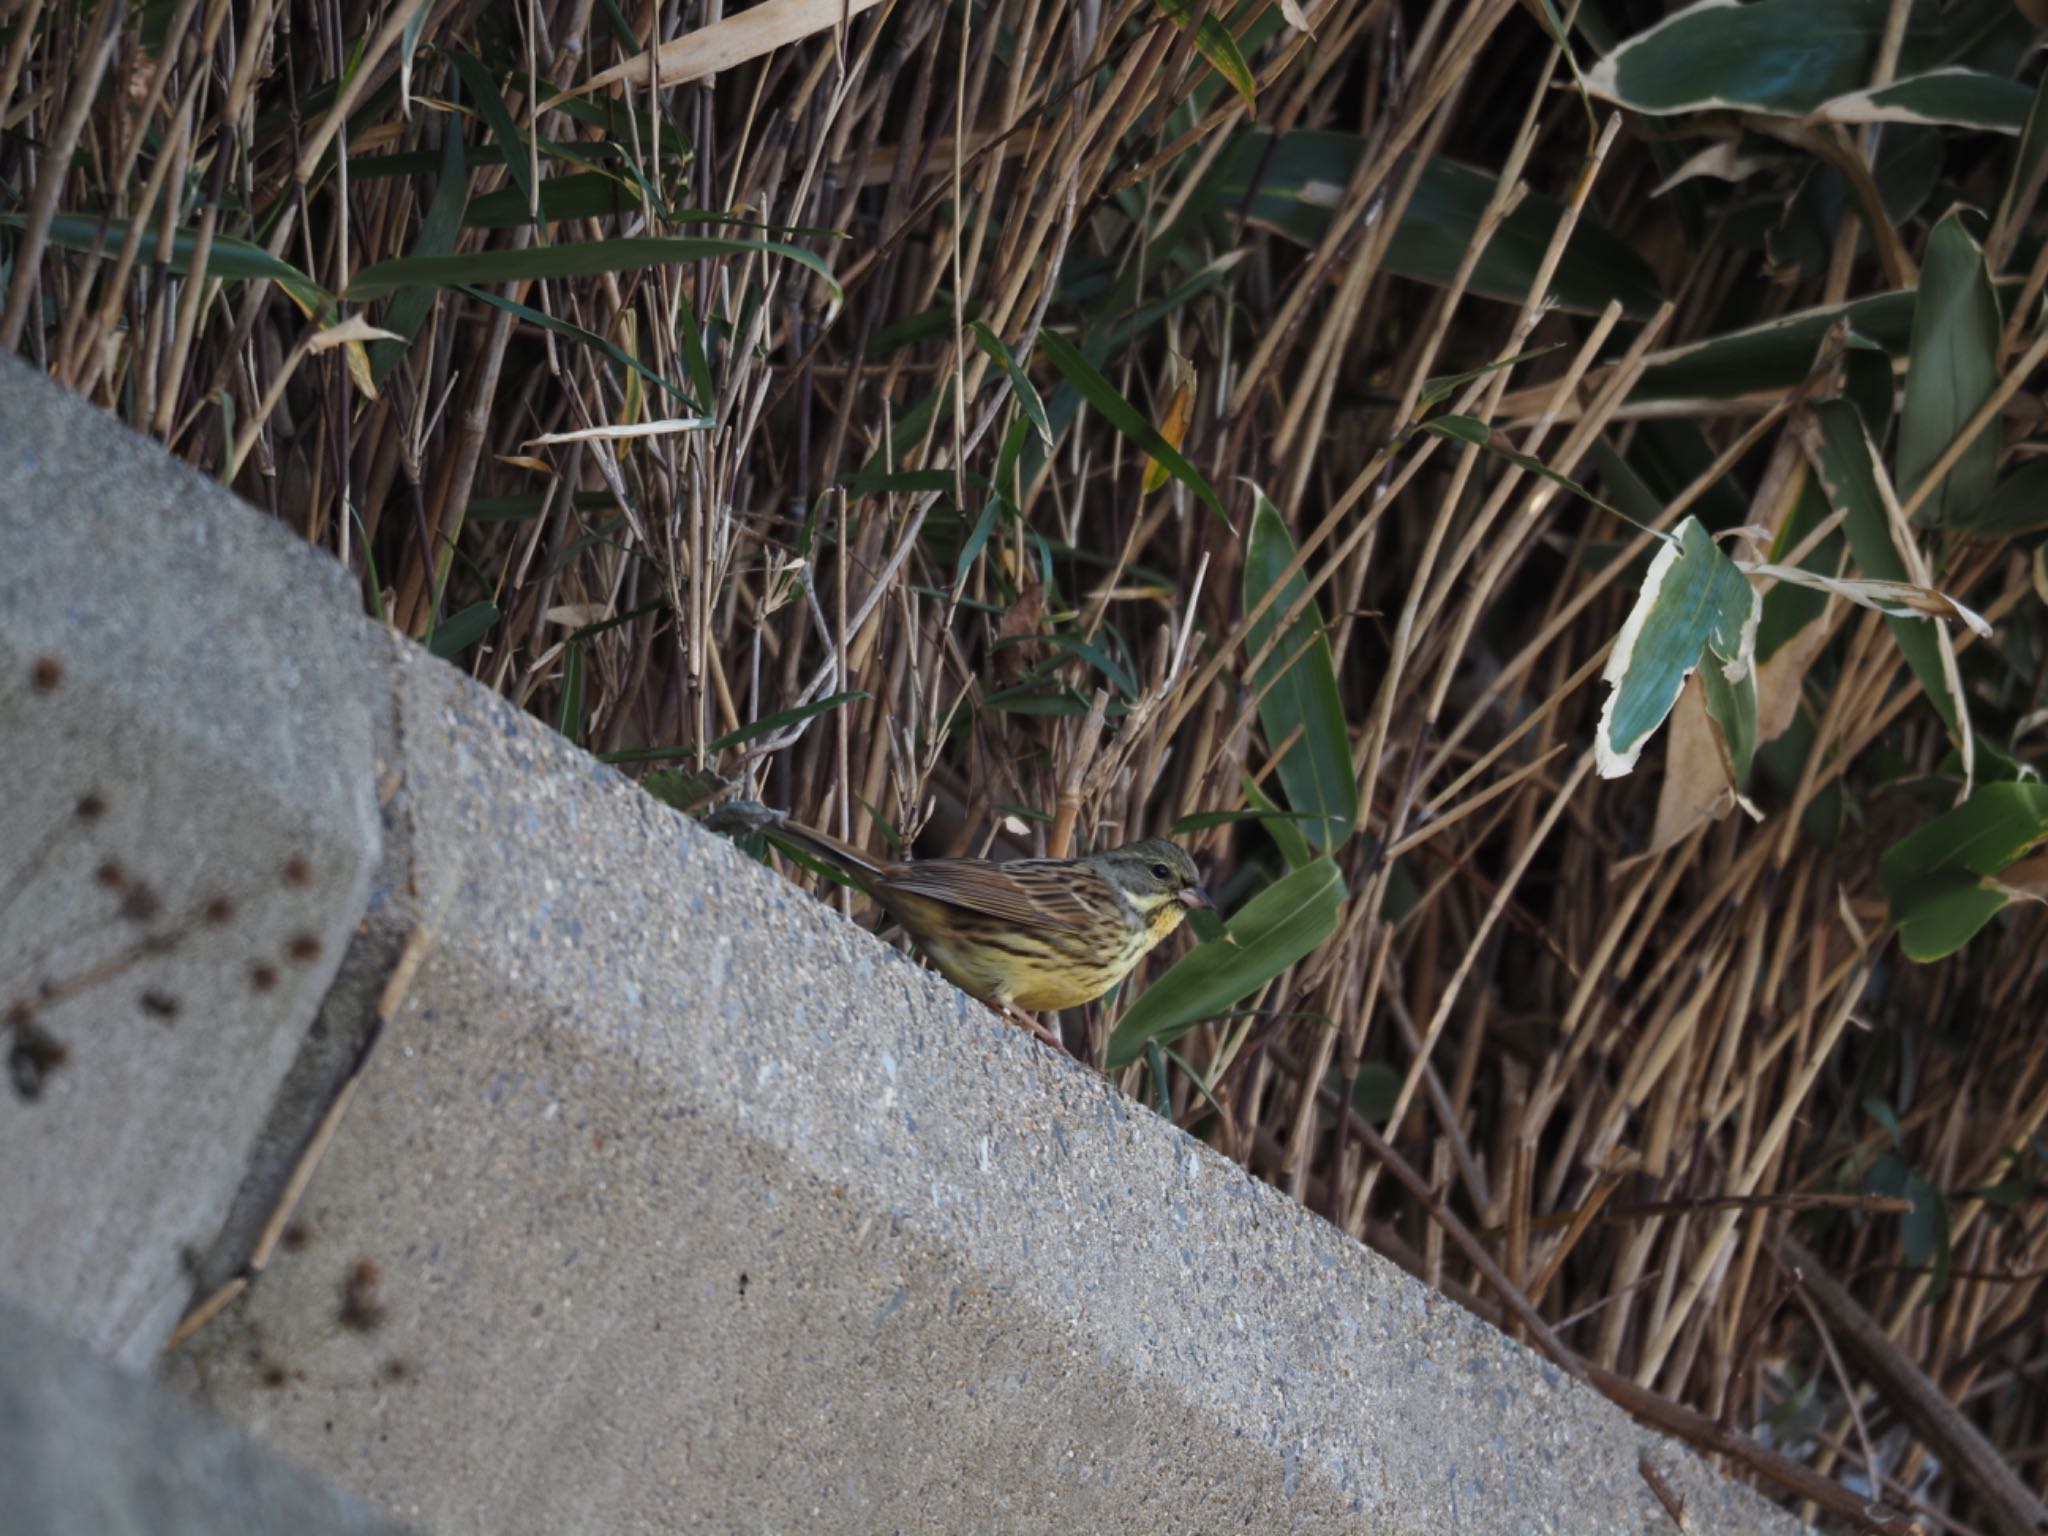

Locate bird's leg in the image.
[992,1000,1067,1053]
[1077,1000,1102,1068]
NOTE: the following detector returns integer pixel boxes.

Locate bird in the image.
[758,817,1213,1023]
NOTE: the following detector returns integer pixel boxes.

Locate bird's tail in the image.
[773,818,890,880]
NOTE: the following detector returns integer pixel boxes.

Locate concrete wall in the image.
[0,356,1805,1534]
[0,1297,410,1536]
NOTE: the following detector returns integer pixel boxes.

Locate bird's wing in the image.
[879,858,1101,934]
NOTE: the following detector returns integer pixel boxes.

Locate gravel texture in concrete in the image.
[0,356,380,1365]
[0,1294,409,1536]
[178,643,1806,1534]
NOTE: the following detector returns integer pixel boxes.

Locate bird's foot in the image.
[993,1002,1068,1054]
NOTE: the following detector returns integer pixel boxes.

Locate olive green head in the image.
[1093,837,1212,920]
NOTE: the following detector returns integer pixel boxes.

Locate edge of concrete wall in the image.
[0,354,381,1366]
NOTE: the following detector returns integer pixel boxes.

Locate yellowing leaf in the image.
[1155,0,1256,109]
[495,454,557,475]
[1647,676,1739,855]
[1143,355,1196,495]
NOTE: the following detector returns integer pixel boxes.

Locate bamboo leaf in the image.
[1215,135,1664,318]
[1881,782,2048,960]
[1595,517,1760,779]
[1244,486,1357,852]
[346,234,841,302]
[1963,459,2048,537]
[1585,0,1927,118]
[1699,651,1759,792]
[1900,211,2002,528]
[444,49,536,219]
[706,689,868,753]
[461,285,703,411]
[1156,0,1256,109]
[1106,858,1346,1068]
[1808,400,1960,729]
[371,74,471,384]
[1810,68,2032,134]
[1038,329,1223,517]
[968,321,1053,447]
[597,690,869,762]
[426,600,499,658]
[5,213,332,316]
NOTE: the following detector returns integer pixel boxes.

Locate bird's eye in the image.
[1150,863,1172,881]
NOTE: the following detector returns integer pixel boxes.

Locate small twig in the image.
[1779,1234,2048,1536]
[1046,687,1109,859]
[164,927,432,1354]
[1638,1453,1690,1533]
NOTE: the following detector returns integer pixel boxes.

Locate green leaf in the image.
[675,287,716,416]
[1903,1171,1951,1302]
[4,213,332,317]
[1037,329,1223,517]
[1634,290,1916,400]
[865,300,975,356]
[980,685,1100,717]
[1242,772,1313,871]
[1808,400,1958,730]
[994,631,1138,699]
[2000,70,2048,249]
[1811,68,2033,134]
[1880,782,2048,961]
[1584,0,1928,117]
[1423,413,1491,445]
[1963,459,2048,537]
[597,690,868,763]
[1145,1040,1174,1120]
[1843,342,1895,449]
[1106,857,1346,1069]
[1214,134,1664,318]
[426,600,499,658]
[1901,211,2002,528]
[1169,807,1322,833]
[969,321,1053,447]
[1417,344,1563,412]
[398,0,435,105]
[1350,1062,1402,1123]
[1243,487,1357,852]
[464,169,642,228]
[556,642,585,743]
[458,284,701,411]
[642,766,731,813]
[706,689,867,754]
[370,76,470,384]
[1594,517,1759,778]
[954,493,1011,586]
[1156,0,1256,108]
[1700,653,1758,792]
[849,468,991,496]
[346,234,840,302]
[1421,417,1632,524]
[444,49,536,219]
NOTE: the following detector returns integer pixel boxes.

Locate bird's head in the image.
[1095,837,1213,932]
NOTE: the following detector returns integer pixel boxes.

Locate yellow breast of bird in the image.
[881,888,1157,1012]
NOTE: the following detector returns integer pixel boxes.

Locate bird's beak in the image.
[1179,884,1214,911]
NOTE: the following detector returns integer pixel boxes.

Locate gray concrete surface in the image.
[171,639,1805,1534]
[0,1294,410,1536]
[0,355,381,1365]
